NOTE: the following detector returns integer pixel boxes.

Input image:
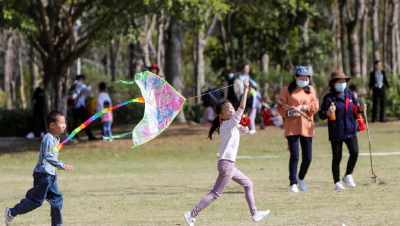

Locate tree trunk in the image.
[219,20,230,68]
[345,0,364,77]
[29,46,40,107]
[129,39,135,79]
[157,10,165,77]
[261,52,269,72]
[300,16,311,65]
[360,7,368,77]
[227,12,236,71]
[18,37,27,109]
[389,0,399,75]
[339,0,349,76]
[109,32,123,82]
[4,31,14,110]
[165,16,186,123]
[195,14,217,104]
[371,0,380,63]
[383,0,389,68]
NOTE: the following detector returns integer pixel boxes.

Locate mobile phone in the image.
[287,110,292,117]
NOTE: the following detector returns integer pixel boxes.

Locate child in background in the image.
[349,84,358,99]
[101,101,113,141]
[5,111,74,226]
[183,79,270,226]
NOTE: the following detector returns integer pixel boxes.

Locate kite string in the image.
[186,82,240,101]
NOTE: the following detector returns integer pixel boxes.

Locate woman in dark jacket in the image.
[319,70,366,190]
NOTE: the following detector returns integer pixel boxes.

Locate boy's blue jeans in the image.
[11,172,63,226]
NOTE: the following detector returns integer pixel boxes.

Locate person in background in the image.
[201,88,222,126]
[148,63,160,75]
[349,84,358,99]
[276,66,319,193]
[218,68,239,109]
[101,101,113,141]
[319,70,366,190]
[369,60,393,122]
[246,84,260,134]
[96,82,112,135]
[71,75,97,140]
[26,85,46,139]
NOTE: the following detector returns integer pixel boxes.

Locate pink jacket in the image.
[101,111,113,123]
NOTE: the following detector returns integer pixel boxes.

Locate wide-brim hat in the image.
[329,70,350,85]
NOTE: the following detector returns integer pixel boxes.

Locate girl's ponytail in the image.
[207,116,221,140]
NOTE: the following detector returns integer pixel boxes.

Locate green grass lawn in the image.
[1,120,400,226]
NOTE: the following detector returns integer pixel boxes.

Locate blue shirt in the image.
[374,71,384,87]
[238,74,258,90]
[319,90,360,141]
[34,133,65,175]
[72,80,92,108]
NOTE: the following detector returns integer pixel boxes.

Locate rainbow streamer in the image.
[52,97,145,152]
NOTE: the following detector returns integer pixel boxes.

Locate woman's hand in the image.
[359,104,367,112]
[326,108,333,117]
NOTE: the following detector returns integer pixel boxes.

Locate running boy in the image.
[183,79,270,226]
[5,111,73,226]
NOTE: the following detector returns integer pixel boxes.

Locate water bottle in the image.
[330,102,336,121]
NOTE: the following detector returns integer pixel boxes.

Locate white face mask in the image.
[335,83,347,92]
[296,80,309,88]
[228,73,235,79]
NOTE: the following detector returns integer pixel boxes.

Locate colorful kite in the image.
[52,71,186,152]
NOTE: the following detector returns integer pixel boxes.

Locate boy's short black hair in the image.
[99,82,106,91]
[47,111,64,127]
[103,101,110,106]
[374,60,381,65]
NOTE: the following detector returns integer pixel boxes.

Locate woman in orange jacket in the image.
[277,66,319,193]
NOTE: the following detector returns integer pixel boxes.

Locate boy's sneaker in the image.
[290,184,298,193]
[252,210,270,222]
[183,212,195,226]
[335,182,346,190]
[5,207,14,226]
[342,174,356,188]
[297,176,308,191]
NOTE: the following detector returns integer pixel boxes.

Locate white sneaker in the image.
[252,210,270,222]
[5,207,14,226]
[249,130,257,135]
[290,184,298,193]
[183,212,195,226]
[335,182,346,190]
[297,176,308,191]
[342,174,356,188]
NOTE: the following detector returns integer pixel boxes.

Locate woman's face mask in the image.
[335,82,347,92]
[228,73,235,79]
[296,79,309,88]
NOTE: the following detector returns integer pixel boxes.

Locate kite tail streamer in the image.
[116,80,136,85]
[52,97,145,152]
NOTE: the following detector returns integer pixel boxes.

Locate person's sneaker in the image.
[183,212,195,226]
[252,210,270,222]
[290,184,298,193]
[249,130,257,135]
[5,207,14,226]
[342,174,356,188]
[297,176,308,191]
[335,181,346,190]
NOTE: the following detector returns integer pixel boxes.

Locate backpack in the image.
[67,84,79,106]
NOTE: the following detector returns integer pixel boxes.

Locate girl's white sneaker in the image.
[183,212,195,226]
[290,184,299,193]
[252,210,270,222]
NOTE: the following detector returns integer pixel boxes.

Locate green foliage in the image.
[183,103,204,123]
[0,109,32,136]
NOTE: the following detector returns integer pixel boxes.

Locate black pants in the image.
[372,87,386,121]
[72,106,96,139]
[331,136,359,184]
[287,135,312,185]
